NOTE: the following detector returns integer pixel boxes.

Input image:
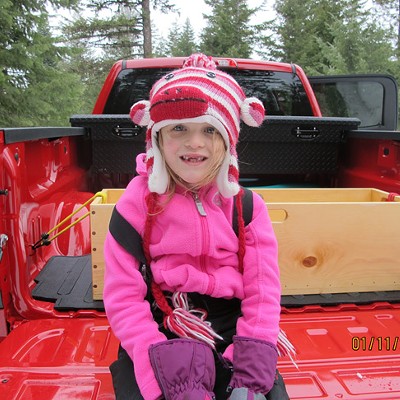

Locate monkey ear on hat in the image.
[130,100,151,126]
[240,97,265,127]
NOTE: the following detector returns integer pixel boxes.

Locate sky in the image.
[152,0,276,38]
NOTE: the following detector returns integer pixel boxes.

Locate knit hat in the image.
[129,53,265,198]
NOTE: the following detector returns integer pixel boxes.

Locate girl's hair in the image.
[157,128,227,195]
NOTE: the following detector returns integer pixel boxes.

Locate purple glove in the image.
[149,338,216,400]
[228,336,278,396]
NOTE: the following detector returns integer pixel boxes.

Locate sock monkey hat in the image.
[129,53,265,198]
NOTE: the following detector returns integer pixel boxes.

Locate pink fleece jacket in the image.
[103,154,281,400]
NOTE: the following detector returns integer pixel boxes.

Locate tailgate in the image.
[0,309,399,399]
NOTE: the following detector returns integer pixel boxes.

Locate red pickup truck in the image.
[1,57,399,399]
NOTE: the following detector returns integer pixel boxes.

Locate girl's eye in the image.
[205,126,217,134]
[172,124,185,132]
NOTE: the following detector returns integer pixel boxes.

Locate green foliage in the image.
[160,18,198,57]
[314,1,394,75]
[199,0,261,58]
[64,47,114,114]
[267,0,345,68]
[64,1,142,59]
[268,0,397,78]
[63,0,176,59]
[0,0,82,127]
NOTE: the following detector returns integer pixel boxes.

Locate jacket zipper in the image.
[193,192,207,216]
[192,192,215,294]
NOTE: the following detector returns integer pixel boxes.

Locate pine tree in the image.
[268,0,395,77]
[64,0,176,59]
[199,0,260,58]
[268,0,343,68]
[315,0,394,75]
[63,1,142,60]
[0,0,82,126]
[167,18,198,56]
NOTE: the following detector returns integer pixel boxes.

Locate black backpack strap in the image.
[109,207,146,264]
[232,187,254,236]
[109,206,150,283]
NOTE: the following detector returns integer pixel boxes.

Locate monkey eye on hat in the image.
[130,53,265,198]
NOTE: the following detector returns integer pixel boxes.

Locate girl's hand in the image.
[228,336,278,395]
[149,338,216,400]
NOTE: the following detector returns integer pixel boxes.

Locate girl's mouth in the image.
[180,155,207,163]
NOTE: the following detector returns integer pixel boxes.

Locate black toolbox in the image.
[71,114,360,176]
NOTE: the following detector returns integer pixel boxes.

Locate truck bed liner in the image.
[32,255,104,311]
[0,310,399,399]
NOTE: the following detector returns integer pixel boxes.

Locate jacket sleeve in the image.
[223,191,281,361]
[103,180,166,400]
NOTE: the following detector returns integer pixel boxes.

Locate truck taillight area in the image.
[215,58,238,67]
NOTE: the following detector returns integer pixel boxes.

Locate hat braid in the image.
[144,193,174,317]
[233,190,298,364]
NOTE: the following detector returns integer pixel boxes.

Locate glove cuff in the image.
[229,336,278,394]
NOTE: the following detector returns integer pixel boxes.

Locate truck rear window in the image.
[103,68,314,116]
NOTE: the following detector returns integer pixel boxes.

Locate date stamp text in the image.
[352,336,399,351]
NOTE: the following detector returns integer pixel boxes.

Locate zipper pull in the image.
[193,192,207,216]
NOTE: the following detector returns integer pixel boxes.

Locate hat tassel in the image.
[163,292,223,348]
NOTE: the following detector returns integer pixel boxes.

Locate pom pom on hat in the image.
[241,97,265,127]
[183,53,217,69]
[129,53,265,197]
[130,100,151,126]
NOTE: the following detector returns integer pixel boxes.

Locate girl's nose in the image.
[185,130,205,148]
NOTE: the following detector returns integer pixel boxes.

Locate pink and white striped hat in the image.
[130,53,265,198]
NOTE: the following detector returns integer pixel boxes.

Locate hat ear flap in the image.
[130,100,151,126]
[241,97,265,127]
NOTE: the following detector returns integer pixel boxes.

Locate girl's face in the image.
[160,122,225,189]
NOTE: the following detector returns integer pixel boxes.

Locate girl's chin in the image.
[177,175,206,187]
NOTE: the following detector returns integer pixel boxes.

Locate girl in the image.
[103,53,290,400]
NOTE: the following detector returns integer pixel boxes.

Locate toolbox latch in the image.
[112,125,142,138]
[292,126,320,140]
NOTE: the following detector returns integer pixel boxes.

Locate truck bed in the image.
[2,66,400,399]
[1,305,399,399]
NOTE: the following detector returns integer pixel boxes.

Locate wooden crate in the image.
[90,188,400,299]
[252,188,400,295]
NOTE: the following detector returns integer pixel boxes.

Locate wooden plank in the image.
[106,189,125,203]
[271,201,400,294]
[91,203,115,299]
[253,187,400,203]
